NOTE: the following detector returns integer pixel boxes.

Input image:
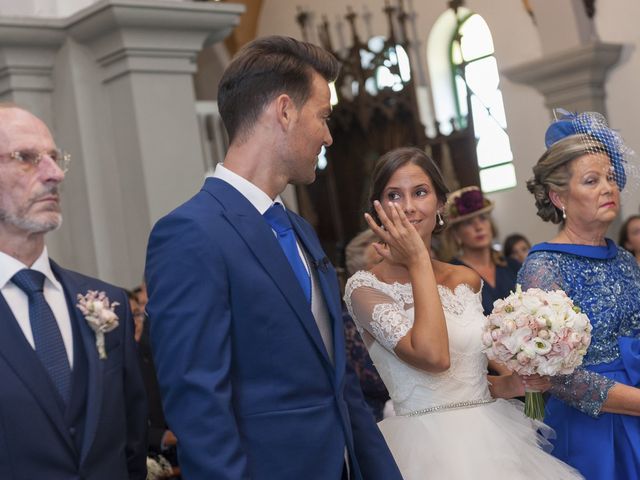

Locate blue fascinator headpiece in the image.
[544,109,630,190]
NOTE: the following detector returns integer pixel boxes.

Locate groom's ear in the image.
[274,93,297,132]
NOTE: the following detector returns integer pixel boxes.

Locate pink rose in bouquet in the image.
[482,285,592,420]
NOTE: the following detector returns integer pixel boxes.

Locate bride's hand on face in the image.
[364,200,430,269]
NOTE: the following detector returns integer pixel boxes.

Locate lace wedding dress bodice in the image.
[344,271,491,415]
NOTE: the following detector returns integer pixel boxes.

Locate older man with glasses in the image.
[0,104,147,480]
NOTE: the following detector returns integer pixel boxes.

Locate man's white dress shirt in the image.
[0,247,74,367]
[213,164,310,274]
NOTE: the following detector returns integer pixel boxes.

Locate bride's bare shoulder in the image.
[435,261,481,293]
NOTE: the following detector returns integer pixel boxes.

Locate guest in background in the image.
[503,233,531,264]
[345,229,383,277]
[344,229,389,421]
[442,186,520,315]
[618,214,640,264]
[130,284,179,478]
[128,289,144,342]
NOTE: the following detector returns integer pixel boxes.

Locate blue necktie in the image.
[12,269,71,405]
[264,203,312,303]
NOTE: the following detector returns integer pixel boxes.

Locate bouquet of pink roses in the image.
[482,284,592,420]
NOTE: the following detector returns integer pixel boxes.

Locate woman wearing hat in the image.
[519,110,640,479]
[442,186,520,315]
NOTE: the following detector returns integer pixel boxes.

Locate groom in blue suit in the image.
[0,105,147,479]
[145,36,402,479]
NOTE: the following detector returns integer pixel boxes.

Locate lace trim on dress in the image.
[344,270,414,312]
[437,283,484,320]
[371,303,413,351]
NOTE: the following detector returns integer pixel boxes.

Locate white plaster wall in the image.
[0,0,51,16]
[0,0,189,18]
[596,0,640,225]
[0,0,93,17]
[257,0,640,246]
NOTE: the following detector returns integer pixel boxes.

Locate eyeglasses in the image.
[0,148,71,173]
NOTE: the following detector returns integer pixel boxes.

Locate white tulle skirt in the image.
[378,399,583,480]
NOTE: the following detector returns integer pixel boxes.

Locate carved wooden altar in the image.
[296,2,479,277]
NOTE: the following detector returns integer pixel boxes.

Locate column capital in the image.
[0,18,66,96]
[67,0,244,82]
[503,42,623,115]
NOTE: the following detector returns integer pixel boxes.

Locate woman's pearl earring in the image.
[437,211,444,226]
[562,206,567,220]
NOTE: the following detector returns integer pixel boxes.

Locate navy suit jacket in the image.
[145,178,401,479]
[0,261,147,480]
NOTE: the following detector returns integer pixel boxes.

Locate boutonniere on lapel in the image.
[76,291,119,359]
[313,256,330,273]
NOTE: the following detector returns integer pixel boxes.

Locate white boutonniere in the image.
[146,455,173,480]
[76,290,120,359]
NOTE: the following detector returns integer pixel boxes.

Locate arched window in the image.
[428,8,515,193]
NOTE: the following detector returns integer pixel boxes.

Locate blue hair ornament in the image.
[545,108,627,190]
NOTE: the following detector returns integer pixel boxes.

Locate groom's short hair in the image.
[217,35,339,144]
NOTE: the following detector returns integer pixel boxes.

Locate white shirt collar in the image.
[0,246,62,291]
[212,163,285,215]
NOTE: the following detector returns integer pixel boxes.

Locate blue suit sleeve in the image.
[145,214,249,479]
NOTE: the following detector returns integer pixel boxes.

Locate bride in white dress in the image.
[344,147,581,479]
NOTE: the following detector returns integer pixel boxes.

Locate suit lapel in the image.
[205,179,333,366]
[0,285,75,454]
[289,213,346,385]
[50,262,103,463]
[223,210,334,365]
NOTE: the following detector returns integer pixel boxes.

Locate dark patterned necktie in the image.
[12,269,71,405]
[263,203,312,303]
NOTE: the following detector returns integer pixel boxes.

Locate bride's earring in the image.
[436,211,444,226]
[562,206,567,220]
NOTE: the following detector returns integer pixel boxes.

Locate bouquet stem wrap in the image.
[524,390,545,421]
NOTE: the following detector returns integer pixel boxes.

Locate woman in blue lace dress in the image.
[519,111,640,479]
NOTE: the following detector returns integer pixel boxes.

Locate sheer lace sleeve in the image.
[549,370,615,418]
[344,272,413,353]
[519,252,615,416]
[517,252,564,291]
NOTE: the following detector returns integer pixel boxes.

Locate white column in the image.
[0,0,243,287]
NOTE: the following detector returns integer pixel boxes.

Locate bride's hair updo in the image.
[369,147,449,234]
[528,134,608,224]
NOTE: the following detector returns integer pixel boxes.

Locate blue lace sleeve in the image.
[517,253,563,291]
[550,370,615,418]
[519,252,615,416]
